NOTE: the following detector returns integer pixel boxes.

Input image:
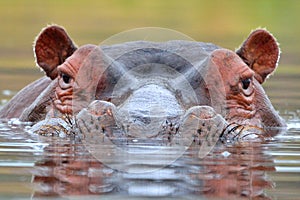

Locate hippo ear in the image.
[236,29,280,84]
[34,25,78,80]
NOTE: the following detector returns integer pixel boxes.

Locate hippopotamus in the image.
[0,25,286,142]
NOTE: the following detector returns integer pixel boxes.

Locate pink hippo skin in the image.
[0,25,286,140]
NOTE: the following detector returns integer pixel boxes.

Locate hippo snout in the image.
[76,84,185,139]
[75,81,229,146]
[116,84,184,137]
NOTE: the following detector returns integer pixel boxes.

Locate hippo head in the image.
[207,30,284,131]
[32,25,285,140]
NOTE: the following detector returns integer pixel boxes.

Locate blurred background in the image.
[0,0,299,109]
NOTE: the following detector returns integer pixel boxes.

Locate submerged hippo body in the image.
[0,25,286,140]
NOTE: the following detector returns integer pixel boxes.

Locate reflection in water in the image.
[198,144,275,199]
[0,118,300,199]
[33,137,109,197]
[29,132,275,199]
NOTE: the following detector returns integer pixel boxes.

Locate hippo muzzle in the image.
[116,84,184,137]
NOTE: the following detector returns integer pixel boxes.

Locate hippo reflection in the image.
[32,136,275,198]
[0,25,286,140]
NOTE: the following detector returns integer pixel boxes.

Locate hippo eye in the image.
[241,78,251,90]
[62,73,71,84]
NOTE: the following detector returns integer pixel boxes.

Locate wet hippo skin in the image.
[0,25,286,140]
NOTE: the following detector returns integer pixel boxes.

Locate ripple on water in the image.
[0,115,300,199]
[2,90,16,96]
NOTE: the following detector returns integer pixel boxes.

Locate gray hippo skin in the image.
[0,25,286,141]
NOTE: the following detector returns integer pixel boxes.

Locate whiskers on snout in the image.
[220,123,265,142]
[33,107,267,145]
[31,114,76,137]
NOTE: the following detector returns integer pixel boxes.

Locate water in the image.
[0,67,300,199]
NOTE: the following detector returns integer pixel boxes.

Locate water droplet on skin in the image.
[221,151,231,157]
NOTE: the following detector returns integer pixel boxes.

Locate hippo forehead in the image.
[89,41,221,105]
[101,40,219,65]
